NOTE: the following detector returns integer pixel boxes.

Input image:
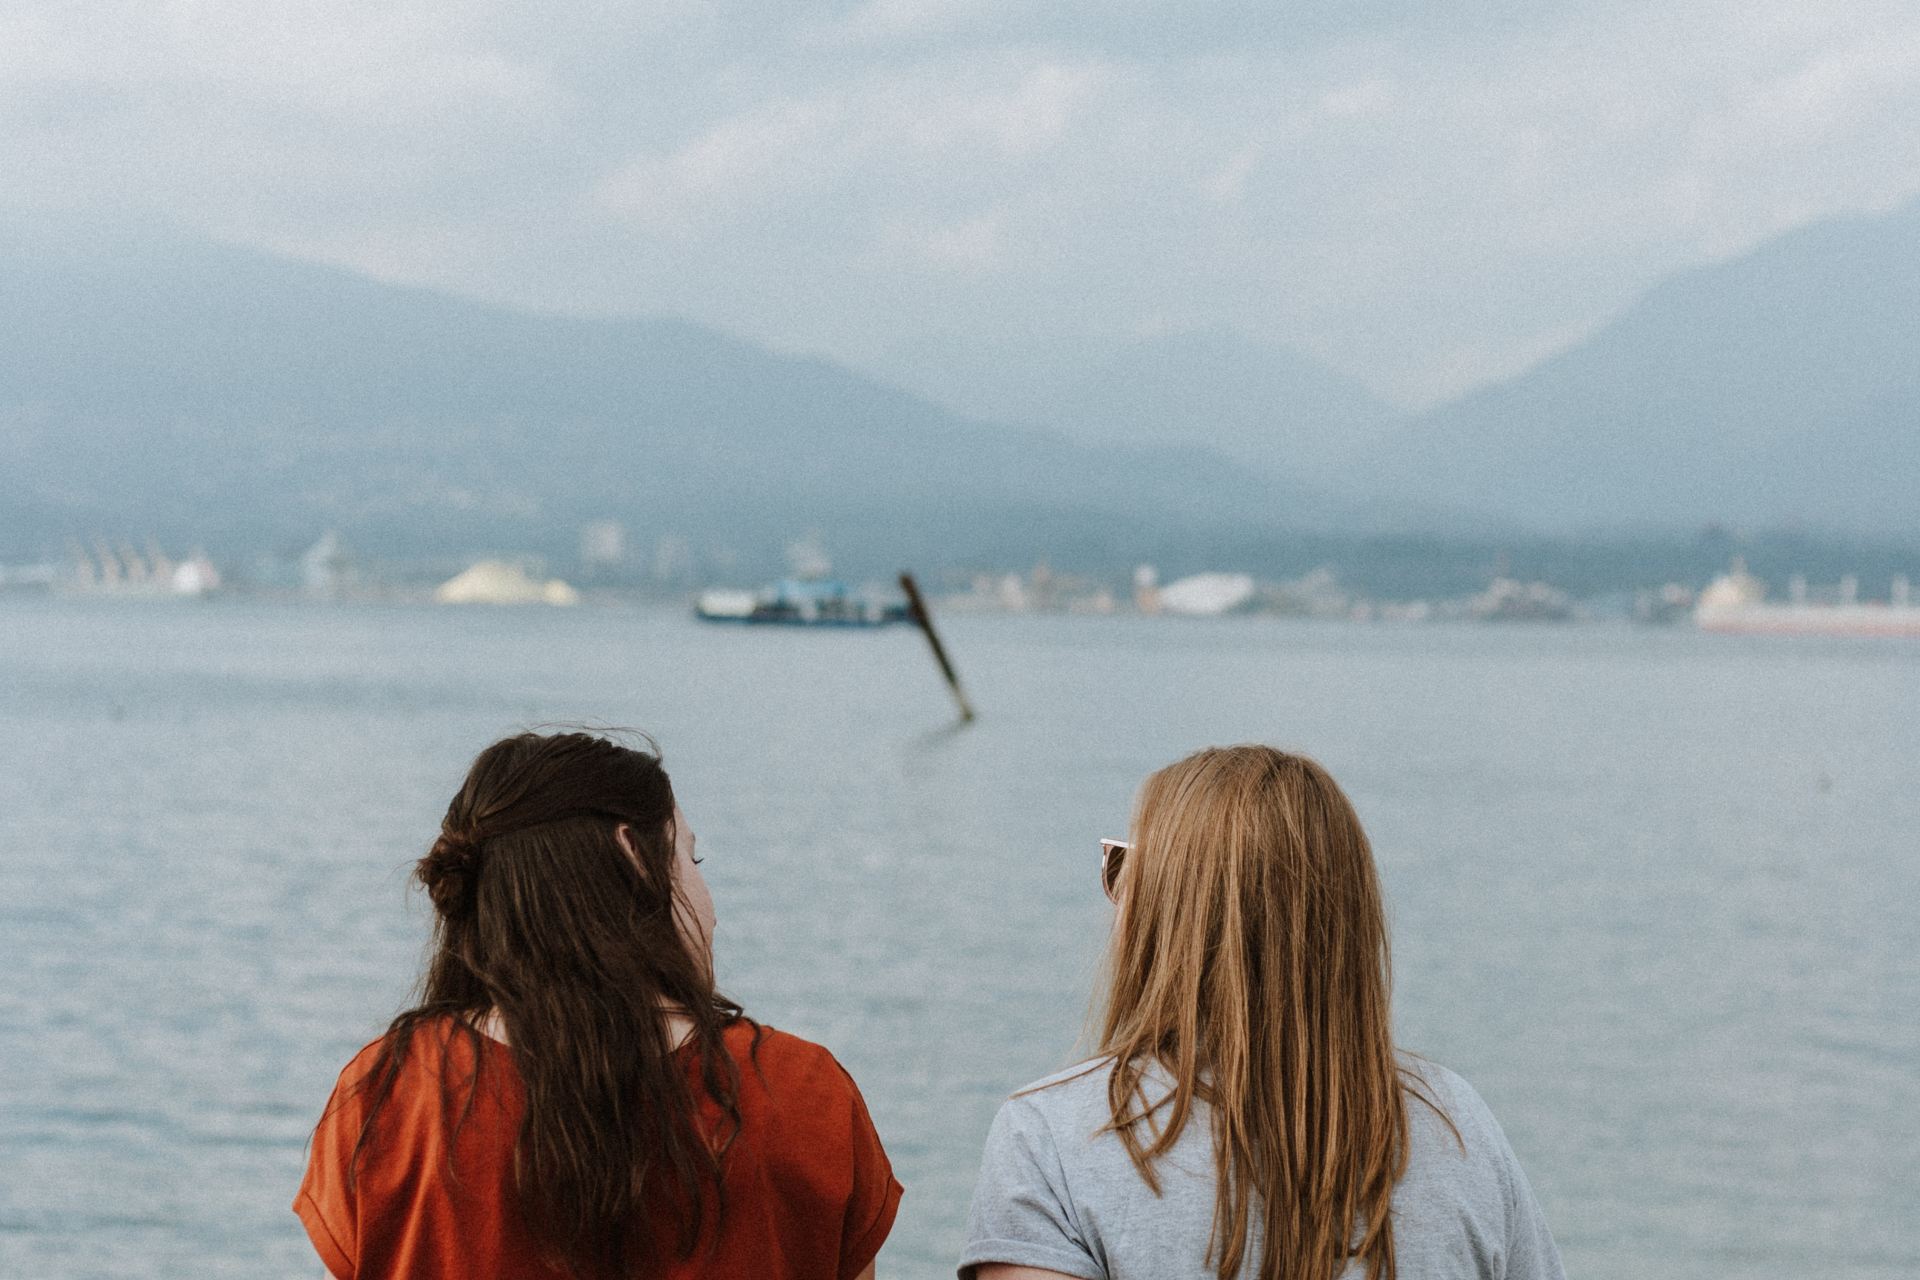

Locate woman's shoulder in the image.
[1392,1052,1567,1273]
[333,1015,481,1080]
[1019,1056,1121,1094]
[731,1020,831,1069]
[1396,1052,1503,1138]
[306,1019,502,1194]
[1012,1056,1125,1109]
[320,1016,498,1129]
[1394,1050,1537,1197]
[728,1022,873,1106]
[1397,1050,1472,1094]
[992,1057,1135,1148]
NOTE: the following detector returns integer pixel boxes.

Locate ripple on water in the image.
[3,601,1917,1279]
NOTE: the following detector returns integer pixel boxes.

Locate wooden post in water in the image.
[899,572,975,723]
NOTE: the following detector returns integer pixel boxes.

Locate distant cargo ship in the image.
[1695,561,1920,637]
[695,578,911,627]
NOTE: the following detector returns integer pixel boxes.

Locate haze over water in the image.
[2,598,1915,1278]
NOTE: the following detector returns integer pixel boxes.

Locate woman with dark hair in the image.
[296,731,901,1279]
[959,745,1563,1280]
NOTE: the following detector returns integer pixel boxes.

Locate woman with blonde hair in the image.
[959,746,1563,1280]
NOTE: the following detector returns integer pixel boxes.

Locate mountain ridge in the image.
[1366,200,1920,534]
[6,202,1915,575]
[0,226,1355,574]
[868,326,1402,487]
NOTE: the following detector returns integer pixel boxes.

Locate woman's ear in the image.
[614,823,640,865]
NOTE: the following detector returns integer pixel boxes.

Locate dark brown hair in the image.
[351,730,747,1275]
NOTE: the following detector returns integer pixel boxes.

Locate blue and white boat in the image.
[694,578,912,627]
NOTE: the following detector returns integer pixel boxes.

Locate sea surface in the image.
[2,597,1916,1279]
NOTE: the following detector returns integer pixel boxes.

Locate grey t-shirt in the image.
[959,1054,1564,1280]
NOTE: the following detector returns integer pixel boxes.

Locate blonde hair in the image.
[1096,745,1432,1280]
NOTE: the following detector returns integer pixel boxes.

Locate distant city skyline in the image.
[7,0,1920,408]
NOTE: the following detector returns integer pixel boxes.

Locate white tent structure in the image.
[1156,572,1255,617]
[433,560,579,606]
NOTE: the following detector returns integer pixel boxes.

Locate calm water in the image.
[2,598,1916,1279]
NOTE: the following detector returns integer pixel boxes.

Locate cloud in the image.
[4,0,1919,407]
[590,58,1101,256]
[3,2,559,121]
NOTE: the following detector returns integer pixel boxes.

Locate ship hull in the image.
[1696,606,1920,637]
[695,608,907,628]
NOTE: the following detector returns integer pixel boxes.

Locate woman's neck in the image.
[473,1006,698,1051]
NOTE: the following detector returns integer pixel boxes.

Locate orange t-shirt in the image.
[295,1019,902,1279]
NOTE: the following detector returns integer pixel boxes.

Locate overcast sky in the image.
[6,0,1920,406]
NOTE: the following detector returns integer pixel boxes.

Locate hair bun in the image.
[421,827,484,918]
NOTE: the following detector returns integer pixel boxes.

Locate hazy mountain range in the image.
[0,227,1350,574]
[882,200,1920,539]
[875,327,1399,489]
[1364,200,1920,534]
[2,201,1916,577]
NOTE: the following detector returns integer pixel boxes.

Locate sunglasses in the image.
[1099,838,1130,901]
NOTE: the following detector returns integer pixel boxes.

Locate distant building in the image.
[942,565,1125,614]
[1260,567,1353,619]
[0,562,58,591]
[64,538,220,598]
[580,520,627,569]
[785,534,833,580]
[300,531,354,598]
[1634,582,1695,625]
[1133,564,1161,614]
[1468,578,1574,622]
[650,534,693,586]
